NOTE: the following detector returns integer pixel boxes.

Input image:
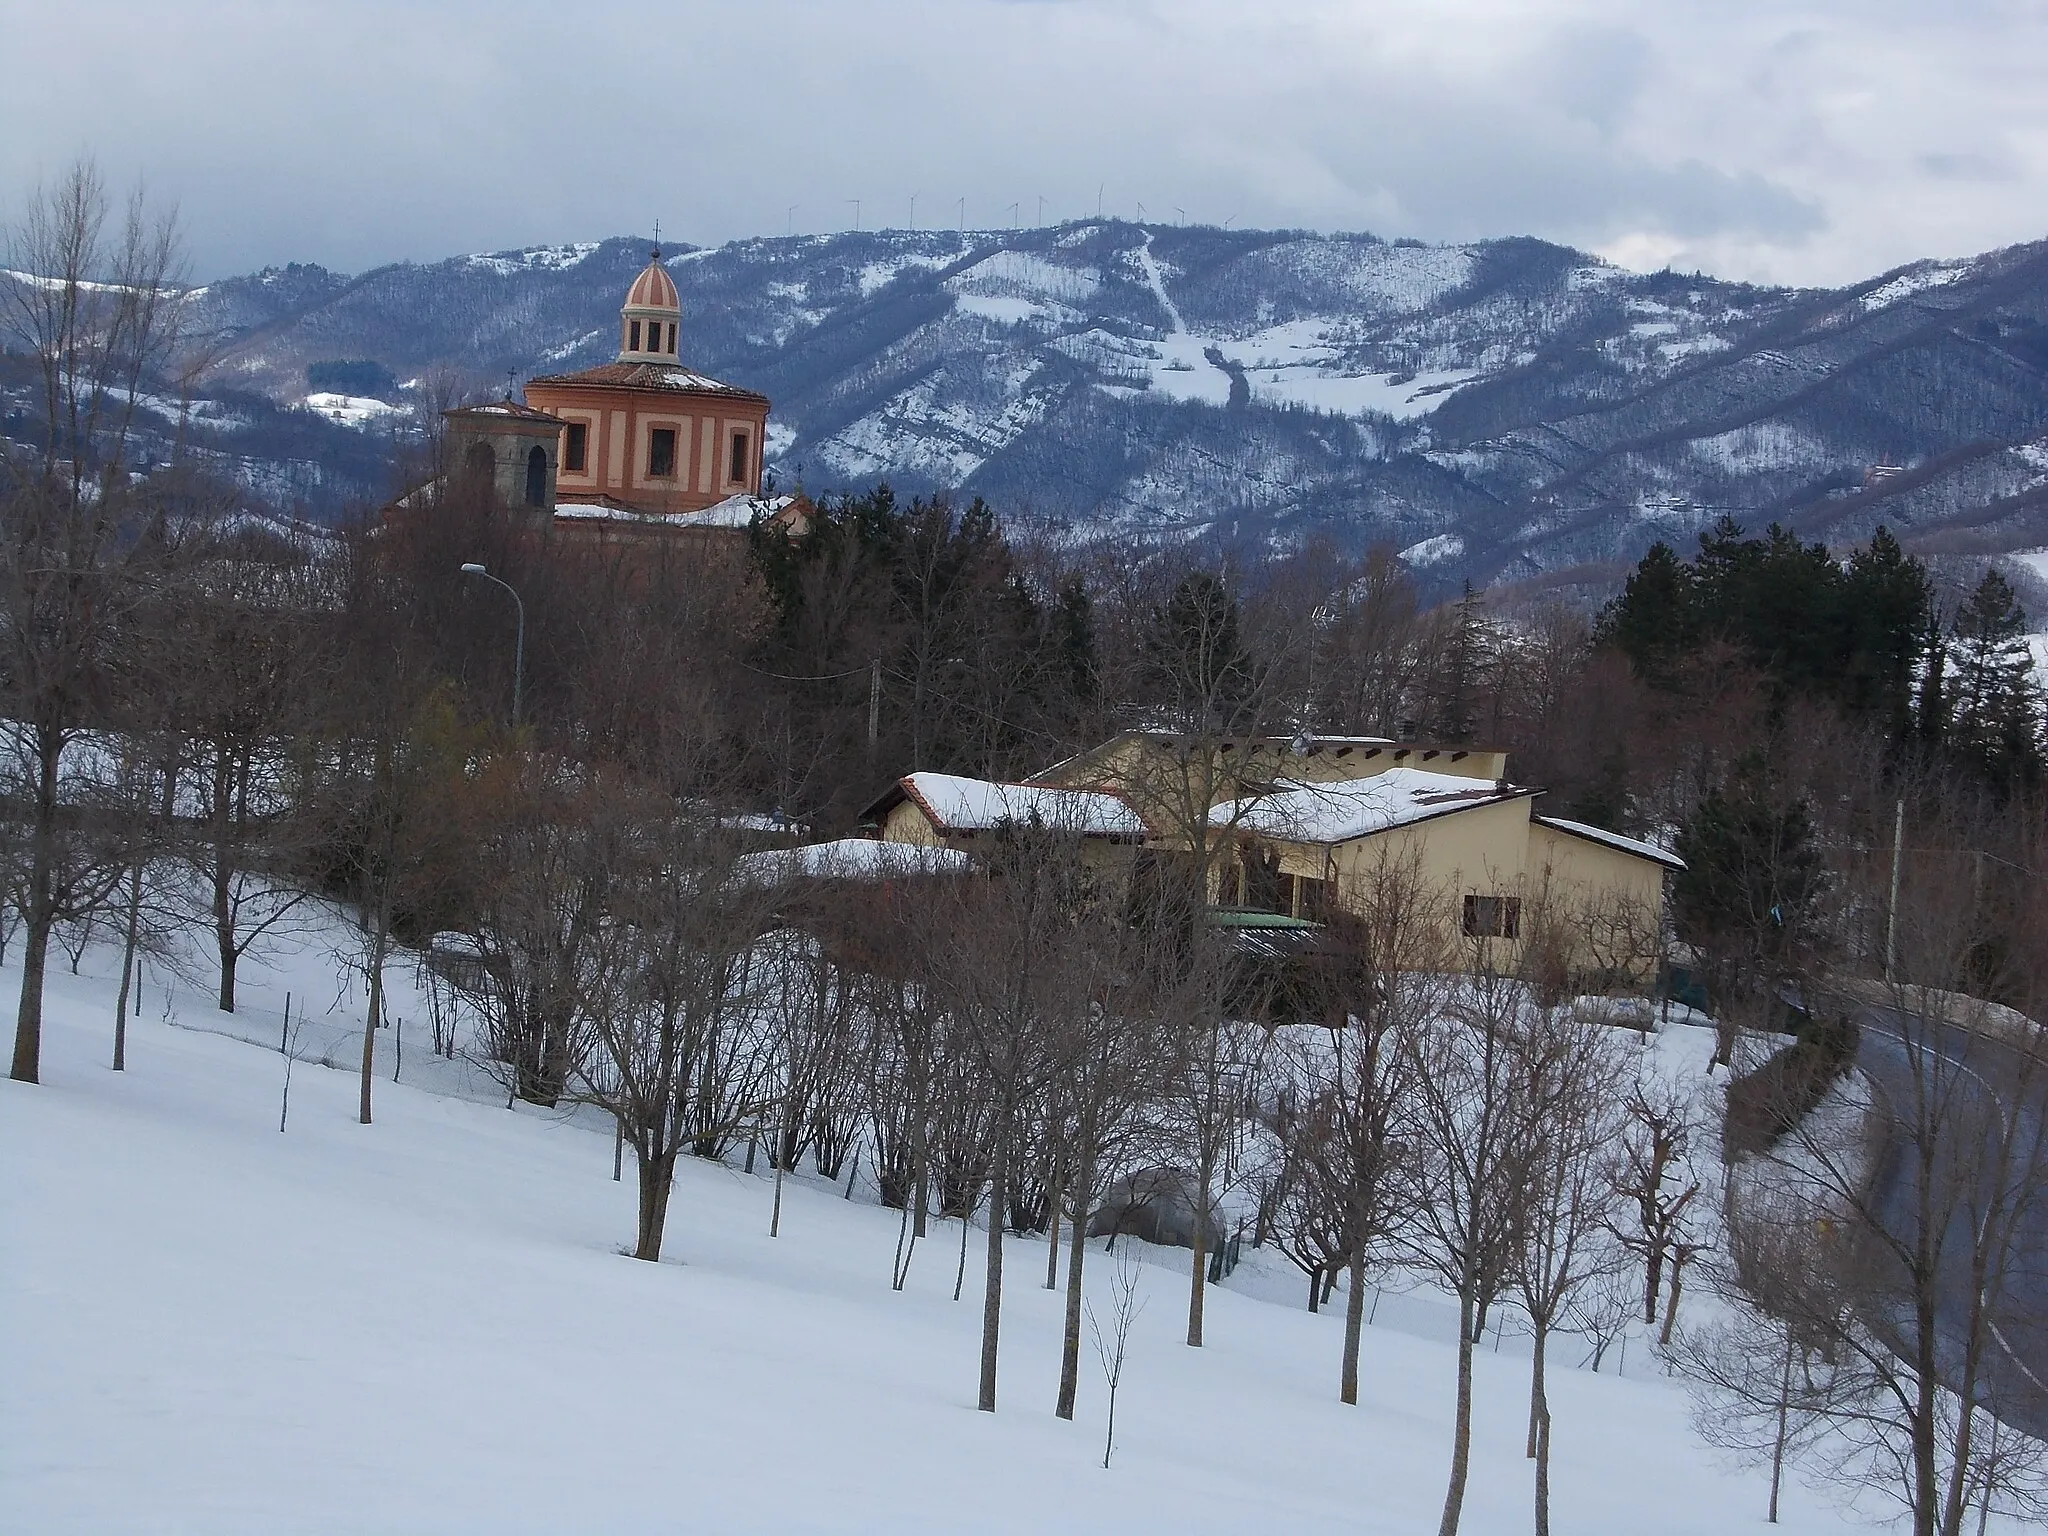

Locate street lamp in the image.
[459,563,525,727]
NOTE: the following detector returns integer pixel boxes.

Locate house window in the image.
[648,428,677,478]
[665,322,676,353]
[629,320,643,352]
[563,422,588,473]
[1462,895,1521,939]
[729,429,750,484]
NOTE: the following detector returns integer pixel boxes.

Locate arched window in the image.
[524,445,548,507]
[666,322,676,354]
[464,441,495,480]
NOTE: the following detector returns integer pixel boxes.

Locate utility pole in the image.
[957,196,966,232]
[847,198,861,231]
[786,203,798,236]
[1885,796,1905,982]
[909,191,919,231]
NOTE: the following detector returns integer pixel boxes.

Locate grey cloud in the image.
[0,0,2039,287]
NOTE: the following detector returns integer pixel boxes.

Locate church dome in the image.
[617,247,682,363]
[625,255,680,313]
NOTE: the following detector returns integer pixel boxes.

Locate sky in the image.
[4,0,2045,288]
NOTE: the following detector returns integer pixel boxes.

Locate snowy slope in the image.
[0,914,1861,1535]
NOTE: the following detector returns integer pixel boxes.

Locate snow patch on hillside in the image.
[302,393,403,428]
[1401,533,1465,566]
[813,361,1052,484]
[946,249,1100,306]
[1860,260,1970,311]
[463,243,600,276]
[858,251,956,296]
[1688,420,1831,473]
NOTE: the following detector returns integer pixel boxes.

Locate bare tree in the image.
[2,161,189,1083]
[1511,1008,1629,1536]
[574,792,785,1262]
[931,818,1095,1412]
[1406,946,1543,1536]
[1087,1240,1147,1469]
[1615,1077,1704,1326]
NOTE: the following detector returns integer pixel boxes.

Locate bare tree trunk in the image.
[1768,1331,1793,1523]
[212,752,238,1013]
[1044,1167,1062,1291]
[1534,1402,1553,1536]
[1187,1157,1211,1347]
[634,1145,675,1261]
[1527,1322,1548,1458]
[1660,1252,1687,1347]
[10,755,57,1083]
[11,900,53,1084]
[1437,1286,1477,1536]
[1056,1159,1093,1420]
[113,860,143,1070]
[1340,1249,1366,1405]
[979,1144,1006,1412]
[359,904,388,1125]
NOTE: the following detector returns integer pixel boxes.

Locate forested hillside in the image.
[9,222,2044,587]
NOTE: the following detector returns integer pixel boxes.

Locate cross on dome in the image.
[618,248,681,363]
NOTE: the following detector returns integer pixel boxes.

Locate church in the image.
[435,248,804,552]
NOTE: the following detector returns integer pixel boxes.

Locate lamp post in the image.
[459,563,525,727]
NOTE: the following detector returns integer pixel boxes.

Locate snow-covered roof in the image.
[552,494,796,527]
[1532,815,1686,871]
[1211,768,1530,844]
[899,772,1147,838]
[732,838,974,883]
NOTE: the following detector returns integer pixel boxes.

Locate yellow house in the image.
[1205,769,1680,981]
[865,734,1680,987]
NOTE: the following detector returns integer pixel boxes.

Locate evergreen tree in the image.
[1672,774,1823,1002]
[1946,569,2044,792]
[1428,582,1487,744]
[1594,541,1696,689]
[1839,526,1933,732]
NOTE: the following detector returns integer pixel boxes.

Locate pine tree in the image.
[1429,583,1487,744]
[1595,541,1696,689]
[1839,527,1933,731]
[1946,569,2044,791]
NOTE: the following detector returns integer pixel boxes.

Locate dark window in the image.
[1292,876,1329,922]
[1462,894,1521,939]
[524,444,548,506]
[648,427,677,478]
[729,429,750,484]
[463,441,494,479]
[666,322,676,353]
[563,421,588,473]
[629,320,642,352]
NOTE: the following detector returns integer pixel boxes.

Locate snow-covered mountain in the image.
[23,222,2048,586]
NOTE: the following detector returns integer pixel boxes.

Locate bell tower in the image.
[618,248,682,363]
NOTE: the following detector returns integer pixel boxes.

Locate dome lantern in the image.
[618,246,681,363]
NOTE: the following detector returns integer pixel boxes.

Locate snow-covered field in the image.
[2,916,1856,1534]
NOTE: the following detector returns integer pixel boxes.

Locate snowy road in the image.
[1852,998,2048,1440]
